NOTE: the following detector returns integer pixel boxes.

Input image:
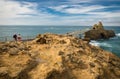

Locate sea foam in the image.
[90,40,112,47]
[116,33,120,37]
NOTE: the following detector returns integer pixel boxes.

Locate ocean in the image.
[0,25,120,57]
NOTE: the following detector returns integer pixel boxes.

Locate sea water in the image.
[0,25,120,57]
[90,26,120,57]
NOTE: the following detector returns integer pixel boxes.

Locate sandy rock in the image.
[92,21,104,30]
[0,33,120,79]
[8,47,19,55]
[36,37,47,44]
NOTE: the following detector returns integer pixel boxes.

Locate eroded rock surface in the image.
[0,33,120,79]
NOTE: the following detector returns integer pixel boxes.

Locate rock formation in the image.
[85,22,115,40]
[0,33,120,79]
[92,21,104,30]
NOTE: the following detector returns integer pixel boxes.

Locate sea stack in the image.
[85,21,115,40]
[0,33,120,79]
[92,21,104,30]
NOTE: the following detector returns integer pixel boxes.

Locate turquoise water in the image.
[90,26,120,57]
[0,25,120,57]
[0,25,90,37]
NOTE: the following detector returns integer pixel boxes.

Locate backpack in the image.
[13,34,17,38]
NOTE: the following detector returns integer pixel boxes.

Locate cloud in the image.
[62,5,105,14]
[67,0,92,4]
[49,5,120,15]
[0,0,120,26]
[48,4,120,26]
[0,0,56,25]
[0,0,38,18]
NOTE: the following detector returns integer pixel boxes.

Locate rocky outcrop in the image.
[85,22,115,40]
[0,33,120,79]
[92,21,104,30]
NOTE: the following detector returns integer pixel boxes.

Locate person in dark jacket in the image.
[13,34,17,41]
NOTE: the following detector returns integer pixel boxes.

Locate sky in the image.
[0,0,120,26]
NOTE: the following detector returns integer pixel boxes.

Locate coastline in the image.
[0,31,120,57]
[0,33,120,79]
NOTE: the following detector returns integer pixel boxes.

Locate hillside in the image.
[0,33,120,79]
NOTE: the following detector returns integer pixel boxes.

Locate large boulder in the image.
[85,22,115,40]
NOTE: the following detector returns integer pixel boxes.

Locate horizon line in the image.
[0,25,120,27]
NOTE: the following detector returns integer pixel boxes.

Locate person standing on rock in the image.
[13,34,17,41]
[17,34,22,41]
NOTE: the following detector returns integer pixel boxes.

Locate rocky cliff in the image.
[0,33,120,79]
[85,22,115,40]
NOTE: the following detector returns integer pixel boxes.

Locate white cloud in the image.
[49,5,107,14]
[48,4,120,26]
[0,0,56,25]
[64,5,105,14]
[104,12,120,18]
[67,0,92,4]
[0,0,38,18]
[0,0,120,26]
[49,5,120,15]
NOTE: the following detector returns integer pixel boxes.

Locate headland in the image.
[0,33,120,79]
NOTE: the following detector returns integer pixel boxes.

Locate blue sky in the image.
[0,0,120,26]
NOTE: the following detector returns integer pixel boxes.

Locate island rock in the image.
[85,21,115,40]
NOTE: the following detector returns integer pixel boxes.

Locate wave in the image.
[109,33,120,40]
[90,40,112,47]
[110,36,118,40]
[89,41,100,47]
[116,33,120,37]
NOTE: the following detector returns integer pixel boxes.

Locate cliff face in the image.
[85,22,115,40]
[0,34,120,79]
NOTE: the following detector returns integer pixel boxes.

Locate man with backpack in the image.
[13,34,17,41]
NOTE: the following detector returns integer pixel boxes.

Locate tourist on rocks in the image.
[17,34,22,41]
[13,34,17,41]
